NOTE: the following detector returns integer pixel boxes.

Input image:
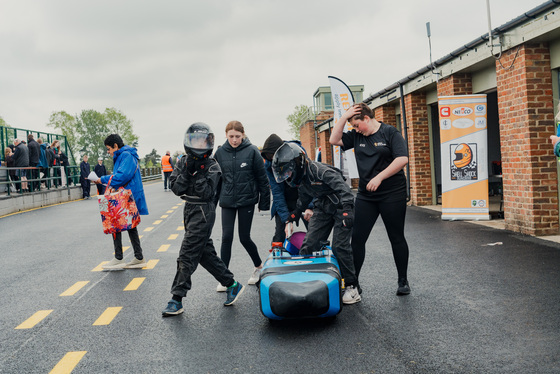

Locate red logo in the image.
[440,107,450,117]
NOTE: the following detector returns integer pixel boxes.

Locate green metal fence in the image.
[0,126,76,166]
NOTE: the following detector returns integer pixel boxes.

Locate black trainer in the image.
[397,278,411,296]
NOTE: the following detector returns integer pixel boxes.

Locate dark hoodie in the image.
[261,134,302,221]
[214,137,270,210]
[261,134,283,160]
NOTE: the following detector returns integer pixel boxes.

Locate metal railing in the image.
[0,165,80,196]
[1,165,161,197]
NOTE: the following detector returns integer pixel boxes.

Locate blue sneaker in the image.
[162,300,184,317]
[224,282,244,306]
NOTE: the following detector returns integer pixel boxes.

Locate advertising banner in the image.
[328,76,358,178]
[438,94,489,220]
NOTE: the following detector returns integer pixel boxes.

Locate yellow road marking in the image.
[157,244,170,252]
[60,281,89,296]
[177,226,183,231]
[16,310,53,329]
[139,235,143,239]
[153,220,162,225]
[168,234,178,240]
[143,227,154,232]
[160,215,169,218]
[124,277,145,291]
[92,261,109,272]
[123,246,130,252]
[49,351,87,374]
[93,307,122,326]
[171,206,178,210]
[143,259,159,269]
[166,210,173,213]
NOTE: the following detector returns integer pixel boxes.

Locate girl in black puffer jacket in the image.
[214,121,270,290]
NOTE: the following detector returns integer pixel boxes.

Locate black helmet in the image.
[272,142,307,187]
[184,122,214,157]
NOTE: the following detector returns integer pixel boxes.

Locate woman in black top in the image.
[330,103,411,296]
[214,121,270,290]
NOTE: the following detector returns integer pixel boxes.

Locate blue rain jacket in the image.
[100,145,149,215]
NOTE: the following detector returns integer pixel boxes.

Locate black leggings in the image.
[220,205,262,268]
[352,198,409,281]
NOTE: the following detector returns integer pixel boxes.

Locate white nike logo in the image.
[240,163,248,168]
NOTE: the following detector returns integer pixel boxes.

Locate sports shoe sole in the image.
[102,266,126,271]
[247,277,259,285]
[124,262,147,269]
[342,295,362,305]
[162,308,184,317]
[224,285,245,306]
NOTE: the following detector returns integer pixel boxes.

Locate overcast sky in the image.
[0,0,549,158]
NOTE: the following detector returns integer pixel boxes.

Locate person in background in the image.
[51,140,61,188]
[12,139,29,192]
[162,123,244,317]
[94,157,107,195]
[4,148,16,192]
[260,134,309,244]
[27,134,40,191]
[37,138,48,188]
[59,148,70,186]
[330,103,411,296]
[214,120,270,291]
[94,134,148,270]
[161,150,174,191]
[80,155,91,199]
[549,102,560,156]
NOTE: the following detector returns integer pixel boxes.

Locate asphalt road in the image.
[1,181,559,373]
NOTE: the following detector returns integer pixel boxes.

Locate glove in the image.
[286,210,302,224]
[186,155,209,174]
[341,205,354,228]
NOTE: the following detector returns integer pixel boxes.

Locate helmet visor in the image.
[184,132,214,156]
[272,160,294,183]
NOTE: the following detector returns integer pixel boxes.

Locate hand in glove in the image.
[286,210,302,225]
[186,155,209,175]
[341,205,354,228]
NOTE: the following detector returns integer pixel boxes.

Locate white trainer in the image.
[216,283,227,292]
[342,285,362,305]
[102,258,126,271]
[124,257,147,269]
[247,267,262,285]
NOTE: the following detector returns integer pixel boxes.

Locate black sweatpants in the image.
[352,197,409,281]
[299,206,357,287]
[172,202,235,298]
[220,205,262,268]
[81,178,90,198]
[112,226,143,261]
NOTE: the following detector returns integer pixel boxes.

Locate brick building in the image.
[299,1,560,236]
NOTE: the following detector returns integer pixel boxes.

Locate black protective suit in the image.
[169,156,235,298]
[296,160,358,287]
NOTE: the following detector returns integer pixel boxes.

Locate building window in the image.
[324,93,332,110]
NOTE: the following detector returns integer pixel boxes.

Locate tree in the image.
[47,107,138,164]
[105,108,138,147]
[144,149,161,168]
[47,111,77,155]
[76,109,109,162]
[0,116,10,128]
[286,104,311,139]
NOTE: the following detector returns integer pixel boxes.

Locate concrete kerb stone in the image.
[0,186,90,216]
